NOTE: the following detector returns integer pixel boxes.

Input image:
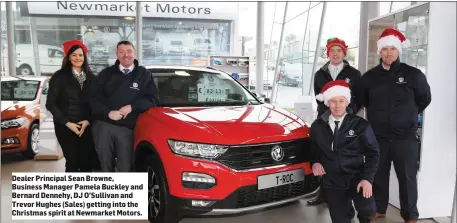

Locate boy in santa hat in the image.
[308,37,362,207]
[310,80,380,223]
[354,28,431,223]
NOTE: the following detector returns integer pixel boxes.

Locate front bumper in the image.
[1,128,28,154]
[164,154,318,216]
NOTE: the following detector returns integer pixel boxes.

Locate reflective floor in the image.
[1,154,449,223]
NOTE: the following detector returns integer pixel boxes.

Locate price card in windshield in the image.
[14,88,37,100]
[197,84,227,102]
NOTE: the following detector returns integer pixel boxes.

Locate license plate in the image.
[257,169,305,190]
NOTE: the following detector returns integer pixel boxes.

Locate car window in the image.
[149,69,259,107]
[1,80,40,101]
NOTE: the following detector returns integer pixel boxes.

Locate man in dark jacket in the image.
[309,37,362,206]
[90,40,159,172]
[313,37,362,118]
[311,80,380,223]
[354,28,431,223]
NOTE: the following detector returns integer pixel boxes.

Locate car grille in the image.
[216,139,310,171]
[213,174,319,209]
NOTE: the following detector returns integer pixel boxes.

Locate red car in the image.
[134,66,318,223]
[1,76,49,158]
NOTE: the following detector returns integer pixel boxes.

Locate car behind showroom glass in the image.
[1,80,40,101]
[150,69,260,107]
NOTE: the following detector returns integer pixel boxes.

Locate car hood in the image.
[149,104,309,145]
[1,101,35,119]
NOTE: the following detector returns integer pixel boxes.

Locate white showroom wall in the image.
[417,1,456,219]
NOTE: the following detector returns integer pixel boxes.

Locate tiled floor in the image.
[1,153,448,223]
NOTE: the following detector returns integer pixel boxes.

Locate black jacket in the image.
[354,58,431,140]
[46,67,95,126]
[314,60,362,116]
[310,110,380,183]
[90,59,159,129]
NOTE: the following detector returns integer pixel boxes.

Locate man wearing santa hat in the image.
[308,37,362,206]
[355,28,432,222]
[310,80,380,223]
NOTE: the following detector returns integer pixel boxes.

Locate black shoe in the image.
[307,197,326,205]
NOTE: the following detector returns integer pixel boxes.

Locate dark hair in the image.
[117,40,135,50]
[61,44,93,76]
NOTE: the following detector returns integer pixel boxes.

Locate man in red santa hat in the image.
[308,37,362,207]
[310,80,380,223]
[354,28,432,223]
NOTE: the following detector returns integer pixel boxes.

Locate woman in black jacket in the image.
[45,40,96,172]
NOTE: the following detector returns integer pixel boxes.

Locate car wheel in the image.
[22,123,39,159]
[143,155,179,223]
[18,64,34,76]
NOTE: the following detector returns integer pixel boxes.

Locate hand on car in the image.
[78,120,89,137]
[65,122,81,135]
[357,179,372,198]
[109,111,123,121]
[311,163,326,176]
[119,105,132,119]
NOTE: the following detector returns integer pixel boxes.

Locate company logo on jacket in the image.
[130,82,139,90]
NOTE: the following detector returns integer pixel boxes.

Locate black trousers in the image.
[373,138,419,221]
[92,121,134,172]
[324,174,375,223]
[54,123,95,172]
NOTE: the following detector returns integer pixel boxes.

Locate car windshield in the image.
[150,68,260,107]
[1,80,40,101]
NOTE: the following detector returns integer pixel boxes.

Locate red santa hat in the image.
[315,80,351,106]
[326,37,348,56]
[377,28,410,55]
[62,40,88,56]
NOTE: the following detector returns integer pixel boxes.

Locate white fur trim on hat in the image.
[377,35,404,55]
[321,85,351,106]
[315,93,325,102]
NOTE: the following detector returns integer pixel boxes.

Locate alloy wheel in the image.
[148,166,161,218]
[31,128,40,154]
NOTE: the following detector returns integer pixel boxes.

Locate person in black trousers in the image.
[90,40,159,172]
[46,40,97,172]
[311,80,380,223]
[355,28,431,223]
[309,37,362,206]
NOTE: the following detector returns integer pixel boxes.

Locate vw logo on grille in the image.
[271,145,284,162]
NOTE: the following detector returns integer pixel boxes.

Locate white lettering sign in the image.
[22,2,238,20]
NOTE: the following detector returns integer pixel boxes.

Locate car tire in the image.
[142,154,179,223]
[22,123,39,159]
[18,64,34,76]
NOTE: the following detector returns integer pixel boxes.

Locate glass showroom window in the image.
[314,2,361,72]
[142,18,232,67]
[11,3,137,76]
[1,2,7,76]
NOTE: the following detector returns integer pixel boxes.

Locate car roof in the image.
[145,65,223,74]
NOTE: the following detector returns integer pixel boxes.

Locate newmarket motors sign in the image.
[20,2,238,20]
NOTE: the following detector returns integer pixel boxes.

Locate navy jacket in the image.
[90,59,159,129]
[314,60,362,116]
[310,110,380,183]
[354,58,431,140]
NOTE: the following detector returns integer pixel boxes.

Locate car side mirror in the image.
[264,98,271,103]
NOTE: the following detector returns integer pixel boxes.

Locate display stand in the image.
[367,2,456,219]
[293,96,315,125]
[208,55,250,89]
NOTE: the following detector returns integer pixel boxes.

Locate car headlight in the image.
[167,139,228,159]
[1,117,26,129]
